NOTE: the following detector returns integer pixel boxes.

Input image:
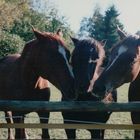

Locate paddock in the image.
[0,83,137,139]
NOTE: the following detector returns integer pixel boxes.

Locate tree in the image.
[78,6,104,40]
[0,31,25,58]
[0,0,29,30]
[10,10,48,42]
[90,6,104,41]
[0,0,28,58]
[78,17,92,37]
[0,0,75,58]
[79,5,124,66]
[136,31,140,36]
[102,5,124,65]
[103,5,123,51]
[10,3,74,49]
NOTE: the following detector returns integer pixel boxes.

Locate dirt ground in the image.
[0,83,134,139]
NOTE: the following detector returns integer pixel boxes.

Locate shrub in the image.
[0,31,25,58]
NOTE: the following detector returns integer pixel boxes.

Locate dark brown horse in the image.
[62,37,117,139]
[0,28,77,139]
[92,28,140,139]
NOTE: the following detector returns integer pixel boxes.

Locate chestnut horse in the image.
[0,28,77,139]
[92,27,140,139]
[62,37,117,139]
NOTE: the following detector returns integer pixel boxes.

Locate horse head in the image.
[92,28,140,98]
[71,37,105,95]
[20,28,77,100]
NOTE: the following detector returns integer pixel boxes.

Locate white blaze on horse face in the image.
[58,45,74,78]
[106,45,128,71]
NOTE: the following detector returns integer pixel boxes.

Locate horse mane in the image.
[80,38,105,64]
[89,38,105,74]
[91,39,105,63]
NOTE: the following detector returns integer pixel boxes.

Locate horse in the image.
[5,71,50,139]
[92,27,140,139]
[62,37,117,139]
[0,28,77,139]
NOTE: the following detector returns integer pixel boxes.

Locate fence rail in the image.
[0,100,140,130]
[1,123,140,130]
[0,100,140,112]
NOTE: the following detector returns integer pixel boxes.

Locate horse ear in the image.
[100,39,107,47]
[56,29,63,38]
[32,28,44,40]
[70,36,79,45]
[117,25,127,40]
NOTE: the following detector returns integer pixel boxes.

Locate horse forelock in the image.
[81,38,105,55]
[75,38,105,67]
[43,32,69,51]
[88,38,105,65]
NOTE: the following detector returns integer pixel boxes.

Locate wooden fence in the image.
[0,100,140,130]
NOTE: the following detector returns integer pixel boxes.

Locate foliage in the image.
[0,31,25,58]
[90,6,104,41]
[102,5,123,65]
[10,5,74,49]
[79,6,104,41]
[103,5,123,51]
[10,10,47,42]
[79,5,123,43]
[0,0,28,58]
[79,17,93,37]
[79,5,124,65]
[0,0,29,30]
[136,31,140,36]
[0,0,75,57]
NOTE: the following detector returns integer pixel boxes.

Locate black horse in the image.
[62,37,117,139]
[0,28,77,139]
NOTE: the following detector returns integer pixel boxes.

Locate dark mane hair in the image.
[78,38,101,47]
[79,38,105,65]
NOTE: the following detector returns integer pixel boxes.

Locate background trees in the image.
[0,1,137,62]
[79,5,124,65]
[0,0,74,58]
[0,0,28,57]
[0,31,25,58]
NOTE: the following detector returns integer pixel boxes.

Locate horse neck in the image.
[133,71,140,83]
[19,56,39,90]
